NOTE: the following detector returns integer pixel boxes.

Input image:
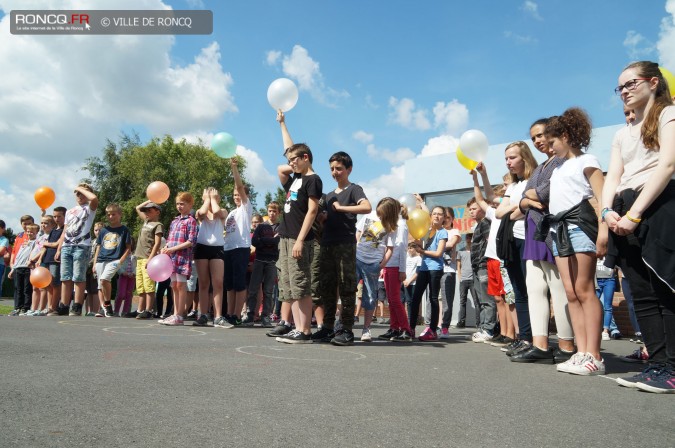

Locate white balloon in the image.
[459,130,489,162]
[398,193,417,212]
[267,78,299,112]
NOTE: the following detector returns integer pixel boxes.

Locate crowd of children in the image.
[2,60,673,394]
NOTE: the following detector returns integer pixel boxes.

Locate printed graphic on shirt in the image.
[225,214,237,234]
[360,217,387,248]
[64,205,91,244]
[284,177,302,214]
[102,231,121,251]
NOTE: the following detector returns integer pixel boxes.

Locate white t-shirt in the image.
[356,212,396,265]
[442,228,461,273]
[615,106,675,193]
[385,217,408,271]
[196,216,225,246]
[223,200,253,250]
[504,180,527,240]
[405,254,422,284]
[549,153,601,216]
[63,204,96,247]
[484,207,501,261]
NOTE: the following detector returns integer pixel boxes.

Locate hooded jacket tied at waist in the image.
[534,199,598,258]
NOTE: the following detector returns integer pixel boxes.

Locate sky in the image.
[1,0,674,230]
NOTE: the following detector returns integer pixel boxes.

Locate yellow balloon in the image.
[407,209,431,240]
[659,66,675,98]
[456,146,479,171]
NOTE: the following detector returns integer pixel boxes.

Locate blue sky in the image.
[1,0,674,228]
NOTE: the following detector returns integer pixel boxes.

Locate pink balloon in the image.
[146,254,173,282]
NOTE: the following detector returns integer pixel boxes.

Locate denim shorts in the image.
[551,227,596,257]
[60,245,91,282]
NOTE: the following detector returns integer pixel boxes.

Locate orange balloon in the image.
[407,209,432,240]
[146,181,170,204]
[30,267,52,289]
[34,186,56,210]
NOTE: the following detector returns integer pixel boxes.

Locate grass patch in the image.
[0,304,14,314]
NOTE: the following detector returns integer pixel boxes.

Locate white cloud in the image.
[177,132,278,196]
[265,50,281,66]
[266,45,349,107]
[504,31,538,45]
[521,1,542,20]
[657,0,675,69]
[420,135,459,157]
[0,0,236,164]
[352,130,374,144]
[0,153,84,231]
[388,97,431,131]
[433,100,469,135]
[366,144,415,165]
[0,0,238,227]
[624,30,656,60]
[359,165,406,207]
[365,94,379,110]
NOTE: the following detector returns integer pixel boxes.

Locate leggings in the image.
[114,275,135,315]
[506,238,530,341]
[409,270,443,332]
[155,278,173,315]
[526,260,574,340]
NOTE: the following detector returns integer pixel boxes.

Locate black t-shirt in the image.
[321,183,367,246]
[279,173,323,240]
[42,228,63,264]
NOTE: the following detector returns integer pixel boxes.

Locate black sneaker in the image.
[276,329,312,344]
[509,345,555,364]
[490,336,514,347]
[104,305,114,317]
[95,308,106,317]
[186,309,198,320]
[123,310,139,318]
[240,316,255,327]
[505,339,531,356]
[226,315,242,326]
[616,365,665,389]
[331,329,355,346]
[261,316,273,328]
[553,346,576,364]
[630,334,644,344]
[266,322,292,337]
[391,329,412,342]
[378,328,400,340]
[193,314,209,326]
[68,303,82,316]
[136,310,152,319]
[455,321,466,329]
[56,303,70,316]
[311,325,334,342]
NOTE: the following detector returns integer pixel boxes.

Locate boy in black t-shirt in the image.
[313,151,372,346]
[270,111,323,344]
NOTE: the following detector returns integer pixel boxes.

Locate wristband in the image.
[600,207,613,222]
[625,211,642,223]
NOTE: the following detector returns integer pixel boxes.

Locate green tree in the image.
[83,133,255,237]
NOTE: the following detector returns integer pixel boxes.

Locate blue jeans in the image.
[621,276,640,334]
[355,259,380,311]
[596,277,619,333]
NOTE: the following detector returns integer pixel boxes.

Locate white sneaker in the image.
[556,352,586,373]
[567,353,606,376]
[361,328,372,342]
[24,310,35,316]
[601,331,610,341]
[472,331,492,343]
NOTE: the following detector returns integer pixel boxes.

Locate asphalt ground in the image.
[0,312,672,448]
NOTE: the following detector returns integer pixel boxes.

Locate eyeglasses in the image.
[287,155,301,164]
[614,78,651,95]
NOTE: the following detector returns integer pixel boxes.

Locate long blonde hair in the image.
[504,141,538,183]
[376,197,401,233]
